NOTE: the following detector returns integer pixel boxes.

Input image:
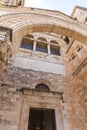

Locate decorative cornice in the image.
[17,87,63,96]
[0,27,12,41]
[17,87,65,103]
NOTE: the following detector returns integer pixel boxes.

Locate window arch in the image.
[20,34,61,56]
[35,83,50,91]
[50,40,60,56]
[37,37,47,43]
[36,37,47,53]
[50,40,59,45]
[24,34,34,40]
[50,45,60,56]
[20,34,34,50]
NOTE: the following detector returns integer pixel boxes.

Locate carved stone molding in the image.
[0,27,12,64]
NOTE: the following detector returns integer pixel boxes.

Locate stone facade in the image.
[0,3,87,130]
[0,0,24,6]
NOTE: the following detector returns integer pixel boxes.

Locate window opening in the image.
[24,34,34,40]
[77,47,82,52]
[76,45,83,57]
[50,45,60,56]
[20,39,33,50]
[64,36,70,44]
[35,83,50,91]
[50,40,58,45]
[36,42,47,53]
[37,37,47,43]
[71,54,77,66]
[18,0,21,6]
[20,34,34,50]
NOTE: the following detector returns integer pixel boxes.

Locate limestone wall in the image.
[0,5,87,130]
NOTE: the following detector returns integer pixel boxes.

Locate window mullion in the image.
[33,40,36,51]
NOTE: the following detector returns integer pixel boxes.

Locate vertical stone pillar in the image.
[55,108,64,130]
[11,0,14,5]
[47,44,50,54]
[19,102,29,130]
[33,40,37,51]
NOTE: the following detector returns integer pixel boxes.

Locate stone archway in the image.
[0,11,87,44]
[12,23,87,45]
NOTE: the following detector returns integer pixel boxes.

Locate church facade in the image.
[0,1,87,130]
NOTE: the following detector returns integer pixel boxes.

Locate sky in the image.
[25,0,87,15]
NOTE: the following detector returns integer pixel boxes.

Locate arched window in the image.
[24,34,34,40]
[50,45,60,56]
[20,34,34,50]
[36,37,47,53]
[37,37,47,43]
[35,83,50,91]
[50,40,60,56]
[50,40,58,45]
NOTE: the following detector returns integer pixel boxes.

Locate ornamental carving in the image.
[0,28,12,64]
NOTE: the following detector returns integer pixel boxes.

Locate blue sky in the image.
[25,0,87,15]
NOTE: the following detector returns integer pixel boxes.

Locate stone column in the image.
[55,108,64,130]
[19,102,29,130]
[33,40,36,51]
[47,44,50,54]
[11,0,14,5]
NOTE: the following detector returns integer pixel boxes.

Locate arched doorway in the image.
[28,84,55,130]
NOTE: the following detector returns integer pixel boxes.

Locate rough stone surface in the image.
[0,4,87,130]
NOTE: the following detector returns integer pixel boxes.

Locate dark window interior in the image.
[77,47,81,52]
[64,36,69,44]
[50,40,58,45]
[37,37,47,43]
[35,83,50,91]
[20,39,33,50]
[50,45,60,56]
[36,42,47,53]
[18,0,21,6]
[20,35,61,56]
